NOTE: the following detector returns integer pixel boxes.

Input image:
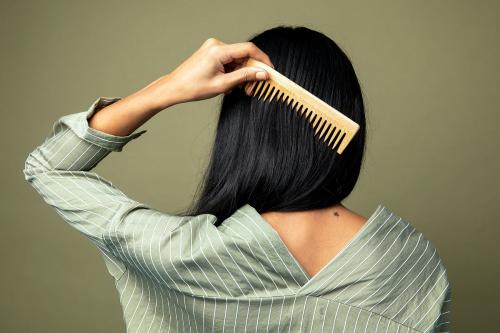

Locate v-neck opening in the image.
[243,203,387,290]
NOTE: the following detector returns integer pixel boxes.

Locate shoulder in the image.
[104,208,229,294]
[103,205,218,261]
[389,205,449,273]
[373,204,450,280]
[368,205,451,330]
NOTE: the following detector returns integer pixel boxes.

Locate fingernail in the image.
[256,71,267,80]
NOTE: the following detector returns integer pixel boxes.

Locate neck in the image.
[261,202,349,224]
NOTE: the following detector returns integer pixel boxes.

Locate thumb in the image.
[223,67,269,90]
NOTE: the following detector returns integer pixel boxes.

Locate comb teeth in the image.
[242,59,360,154]
[257,82,269,99]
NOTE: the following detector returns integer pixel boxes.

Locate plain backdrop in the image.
[1,0,499,332]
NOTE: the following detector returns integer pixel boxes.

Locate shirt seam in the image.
[99,230,128,281]
[157,287,422,331]
[115,267,128,283]
[315,295,423,333]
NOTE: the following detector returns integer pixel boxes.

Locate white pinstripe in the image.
[298,295,309,332]
[230,218,292,292]
[137,277,152,332]
[202,226,237,296]
[214,228,258,294]
[286,295,297,333]
[342,306,351,333]
[221,297,228,333]
[232,298,239,333]
[330,218,406,298]
[401,271,448,324]
[384,250,440,316]
[205,227,249,295]
[331,302,341,332]
[129,276,145,331]
[320,300,329,333]
[364,312,373,333]
[308,297,319,333]
[276,296,285,333]
[307,209,390,295]
[339,225,414,302]
[374,315,382,332]
[223,230,271,296]
[421,288,450,332]
[224,223,279,293]
[240,210,304,287]
[357,240,430,308]
[189,220,221,296]
[211,298,217,333]
[231,218,294,293]
[244,298,250,332]
[348,233,422,304]
[254,298,262,333]
[265,296,274,332]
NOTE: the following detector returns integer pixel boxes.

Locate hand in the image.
[88,38,274,136]
[143,38,275,109]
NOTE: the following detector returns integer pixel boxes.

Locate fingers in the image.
[199,38,273,97]
[221,67,269,92]
[219,42,274,68]
[202,37,225,48]
[201,38,273,68]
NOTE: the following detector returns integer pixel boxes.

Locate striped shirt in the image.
[23,96,452,333]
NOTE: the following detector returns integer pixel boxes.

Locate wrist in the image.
[138,74,186,112]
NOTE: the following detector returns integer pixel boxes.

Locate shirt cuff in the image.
[58,96,147,152]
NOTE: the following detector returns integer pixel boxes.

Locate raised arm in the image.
[87,38,274,137]
[23,38,273,280]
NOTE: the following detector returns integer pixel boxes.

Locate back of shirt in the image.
[24,96,452,332]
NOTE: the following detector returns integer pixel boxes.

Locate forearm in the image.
[86,38,275,137]
[23,96,151,256]
[88,74,181,136]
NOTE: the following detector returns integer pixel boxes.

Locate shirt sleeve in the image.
[22,96,182,280]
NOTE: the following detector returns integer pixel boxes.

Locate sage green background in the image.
[1,0,498,332]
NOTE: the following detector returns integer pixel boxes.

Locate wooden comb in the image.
[240,58,360,154]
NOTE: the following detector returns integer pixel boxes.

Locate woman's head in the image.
[183,25,366,225]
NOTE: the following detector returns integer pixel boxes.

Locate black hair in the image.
[181,25,366,226]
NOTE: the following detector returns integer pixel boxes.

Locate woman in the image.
[24,26,451,332]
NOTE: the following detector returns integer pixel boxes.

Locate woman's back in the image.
[107,203,450,332]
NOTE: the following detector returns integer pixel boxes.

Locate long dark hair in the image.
[180,25,366,226]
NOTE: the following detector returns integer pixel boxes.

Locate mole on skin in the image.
[333,211,339,216]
